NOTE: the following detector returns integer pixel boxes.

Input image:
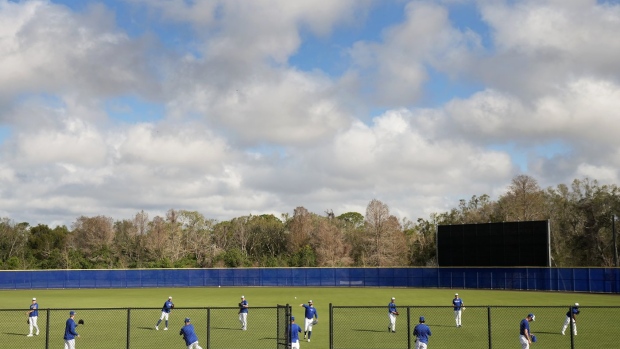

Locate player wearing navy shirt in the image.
[452,293,464,327]
[561,303,579,336]
[156,296,174,330]
[180,317,203,349]
[64,311,80,349]
[519,313,535,349]
[26,297,40,337]
[300,300,318,342]
[238,295,248,330]
[289,316,302,349]
[413,316,431,349]
[388,297,397,333]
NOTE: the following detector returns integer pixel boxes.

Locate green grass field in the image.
[1,287,619,348]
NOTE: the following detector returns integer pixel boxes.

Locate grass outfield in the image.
[1,287,619,349]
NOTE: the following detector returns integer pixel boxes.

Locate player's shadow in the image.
[534,331,564,335]
[211,327,238,331]
[137,326,156,330]
[429,324,460,328]
[2,332,28,336]
[352,329,385,333]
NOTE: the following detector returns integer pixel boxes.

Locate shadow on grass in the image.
[211,327,238,331]
[352,329,386,333]
[137,326,156,330]
[534,331,565,335]
[2,332,29,336]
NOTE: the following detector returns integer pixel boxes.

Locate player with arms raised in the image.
[300,300,318,342]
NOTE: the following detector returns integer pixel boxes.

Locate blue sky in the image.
[1,0,620,226]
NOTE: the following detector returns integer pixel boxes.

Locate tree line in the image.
[1,175,619,270]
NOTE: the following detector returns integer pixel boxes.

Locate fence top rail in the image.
[0,306,285,311]
[330,305,620,309]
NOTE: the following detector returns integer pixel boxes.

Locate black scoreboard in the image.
[437,220,550,267]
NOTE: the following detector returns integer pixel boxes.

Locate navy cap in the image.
[419,316,425,322]
[528,313,535,321]
[291,316,295,321]
[69,311,76,315]
[185,318,191,322]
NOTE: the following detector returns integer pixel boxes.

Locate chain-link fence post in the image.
[126,308,131,349]
[45,308,50,349]
[406,306,411,349]
[207,307,211,349]
[487,306,492,349]
[329,303,333,349]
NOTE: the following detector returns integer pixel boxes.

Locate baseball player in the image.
[64,311,80,349]
[300,300,318,342]
[413,316,432,349]
[452,293,464,327]
[156,296,174,330]
[561,303,579,335]
[519,313,535,349]
[26,297,40,336]
[289,316,302,349]
[180,317,203,349]
[388,297,397,333]
[238,295,248,331]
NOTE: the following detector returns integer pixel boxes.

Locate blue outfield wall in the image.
[0,268,619,293]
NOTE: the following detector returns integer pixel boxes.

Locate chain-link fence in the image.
[0,305,292,349]
[330,305,620,349]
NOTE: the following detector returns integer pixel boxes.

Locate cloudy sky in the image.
[1,0,620,227]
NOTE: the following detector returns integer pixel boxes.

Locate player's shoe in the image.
[155,326,159,330]
[164,327,168,330]
[307,339,310,342]
[36,332,40,335]
[27,334,34,337]
[561,332,565,335]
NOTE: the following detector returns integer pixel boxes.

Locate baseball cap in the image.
[391,297,395,300]
[308,300,313,303]
[70,311,76,315]
[185,318,191,322]
[419,316,425,322]
[528,313,535,321]
[168,296,172,299]
[291,316,295,321]
[32,298,37,301]
[574,303,579,306]
[241,295,245,298]
[455,293,459,296]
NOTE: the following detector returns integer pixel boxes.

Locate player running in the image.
[300,300,318,342]
[156,296,174,330]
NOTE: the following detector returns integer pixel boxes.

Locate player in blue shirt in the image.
[64,311,80,349]
[413,316,431,349]
[156,296,174,330]
[388,297,398,333]
[561,303,579,335]
[452,293,464,327]
[26,297,40,337]
[289,316,302,349]
[180,317,203,349]
[519,313,535,349]
[238,295,248,330]
[300,300,318,342]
